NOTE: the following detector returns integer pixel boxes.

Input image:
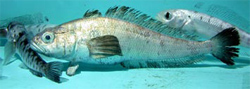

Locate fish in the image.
[195,4,250,33]
[0,24,56,46]
[0,13,48,29]
[1,24,56,65]
[3,22,64,83]
[0,13,52,46]
[30,6,240,73]
[156,9,250,49]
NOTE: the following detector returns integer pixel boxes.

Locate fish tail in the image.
[45,62,63,83]
[210,27,240,65]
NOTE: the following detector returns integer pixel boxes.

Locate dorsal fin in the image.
[104,6,196,40]
[83,10,102,18]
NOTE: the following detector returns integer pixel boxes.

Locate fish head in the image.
[156,9,190,28]
[6,22,26,42]
[31,26,77,59]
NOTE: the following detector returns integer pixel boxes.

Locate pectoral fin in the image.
[87,35,122,59]
[3,42,16,65]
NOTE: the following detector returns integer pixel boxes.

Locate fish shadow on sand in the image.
[62,62,128,73]
[184,55,250,69]
[184,63,249,69]
[61,56,250,74]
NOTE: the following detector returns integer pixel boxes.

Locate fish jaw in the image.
[30,40,47,54]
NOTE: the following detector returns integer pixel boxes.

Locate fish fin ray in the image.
[45,62,63,83]
[87,35,122,59]
[105,6,196,40]
[210,27,240,65]
[83,9,102,18]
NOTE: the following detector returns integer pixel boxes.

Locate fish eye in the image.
[45,35,51,40]
[41,32,54,43]
[165,12,172,20]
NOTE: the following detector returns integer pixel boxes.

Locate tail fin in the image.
[210,27,240,65]
[45,62,63,83]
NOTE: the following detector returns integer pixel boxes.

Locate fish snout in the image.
[30,40,47,54]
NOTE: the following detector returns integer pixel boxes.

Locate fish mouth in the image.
[30,41,47,54]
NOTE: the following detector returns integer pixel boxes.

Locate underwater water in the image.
[0,0,250,89]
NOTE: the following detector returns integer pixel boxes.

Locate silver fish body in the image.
[156,9,250,48]
[4,22,63,83]
[31,6,240,68]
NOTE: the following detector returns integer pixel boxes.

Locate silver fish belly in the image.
[31,6,240,68]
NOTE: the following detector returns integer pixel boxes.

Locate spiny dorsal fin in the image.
[105,6,196,40]
[83,10,102,18]
[87,35,122,59]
